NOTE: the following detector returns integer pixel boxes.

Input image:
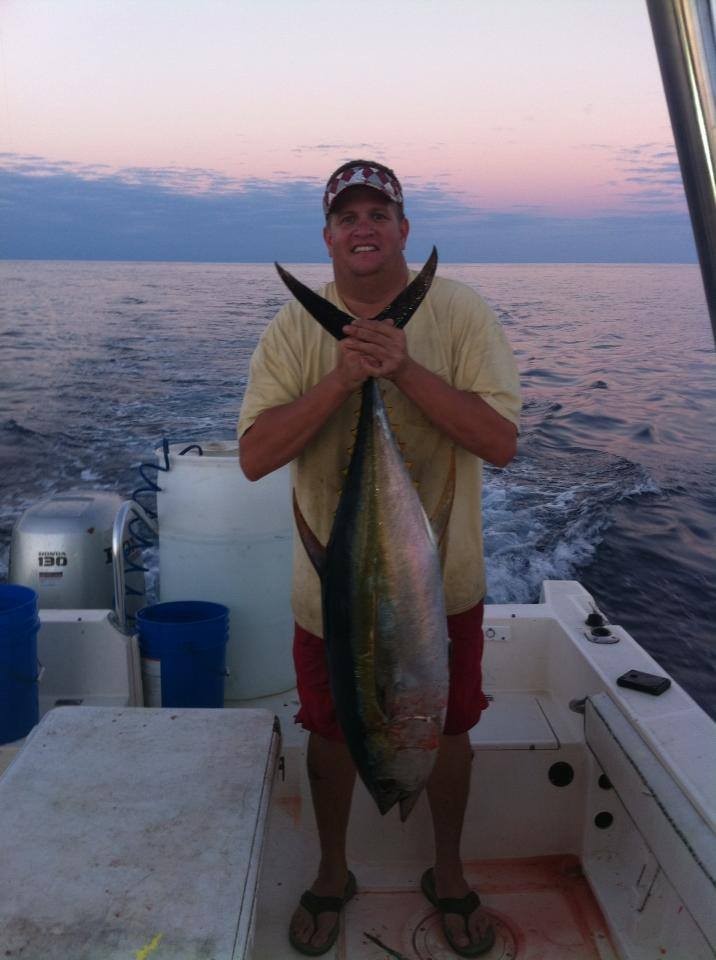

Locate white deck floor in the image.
[240,686,618,960]
[254,825,618,960]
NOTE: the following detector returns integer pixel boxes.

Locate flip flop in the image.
[420,867,495,957]
[288,871,357,956]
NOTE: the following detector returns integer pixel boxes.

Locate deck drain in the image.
[410,908,517,959]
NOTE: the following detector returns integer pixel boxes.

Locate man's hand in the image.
[335,335,374,390]
[341,318,409,381]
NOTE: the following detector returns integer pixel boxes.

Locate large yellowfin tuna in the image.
[276,249,453,821]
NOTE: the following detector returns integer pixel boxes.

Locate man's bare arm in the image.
[239,344,369,481]
[241,312,517,480]
[393,360,517,467]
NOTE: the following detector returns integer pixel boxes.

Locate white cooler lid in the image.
[0,705,280,959]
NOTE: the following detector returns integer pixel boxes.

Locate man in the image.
[238,160,520,957]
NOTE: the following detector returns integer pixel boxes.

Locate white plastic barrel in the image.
[156,441,294,700]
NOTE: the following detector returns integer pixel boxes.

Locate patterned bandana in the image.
[323,160,403,216]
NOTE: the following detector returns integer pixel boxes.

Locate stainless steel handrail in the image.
[111,500,158,634]
[647,0,716,338]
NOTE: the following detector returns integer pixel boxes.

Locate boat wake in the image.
[483,444,659,603]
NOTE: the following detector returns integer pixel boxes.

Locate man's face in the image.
[323,187,409,281]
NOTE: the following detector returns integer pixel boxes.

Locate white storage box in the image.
[0,706,280,959]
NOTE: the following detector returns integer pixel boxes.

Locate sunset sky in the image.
[0,0,698,262]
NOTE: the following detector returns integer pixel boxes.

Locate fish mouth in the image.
[372,779,425,821]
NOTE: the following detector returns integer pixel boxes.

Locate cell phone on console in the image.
[616,670,671,696]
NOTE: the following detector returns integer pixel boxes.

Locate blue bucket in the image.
[136,601,229,708]
[0,584,41,744]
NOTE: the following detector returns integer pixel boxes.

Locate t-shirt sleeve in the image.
[237,305,304,437]
[451,288,521,429]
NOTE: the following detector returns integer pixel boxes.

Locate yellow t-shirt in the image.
[238,273,521,637]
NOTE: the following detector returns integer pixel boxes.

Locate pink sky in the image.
[0,0,684,217]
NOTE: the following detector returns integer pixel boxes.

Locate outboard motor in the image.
[8,490,144,611]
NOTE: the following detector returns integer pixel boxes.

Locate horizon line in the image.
[0,257,700,266]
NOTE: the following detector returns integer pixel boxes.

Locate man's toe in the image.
[444,913,471,948]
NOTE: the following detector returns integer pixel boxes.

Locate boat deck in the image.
[2,584,714,958]
[254,847,617,960]
[242,686,617,960]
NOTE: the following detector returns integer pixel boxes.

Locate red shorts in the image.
[293,602,488,740]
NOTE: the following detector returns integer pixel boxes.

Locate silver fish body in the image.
[279,249,451,819]
[321,378,449,819]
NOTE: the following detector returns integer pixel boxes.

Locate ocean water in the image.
[1,260,714,716]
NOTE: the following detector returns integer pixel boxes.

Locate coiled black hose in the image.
[123,439,205,606]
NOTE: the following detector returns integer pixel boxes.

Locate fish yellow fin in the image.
[429,446,456,566]
[293,489,327,577]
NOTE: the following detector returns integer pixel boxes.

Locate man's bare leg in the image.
[426,732,492,952]
[289,732,357,951]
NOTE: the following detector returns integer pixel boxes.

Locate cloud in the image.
[409,208,696,264]
[294,143,378,152]
[613,143,686,208]
[0,159,324,261]
[0,153,697,263]
[586,141,687,210]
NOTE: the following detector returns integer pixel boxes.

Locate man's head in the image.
[323,160,404,221]
[322,160,410,286]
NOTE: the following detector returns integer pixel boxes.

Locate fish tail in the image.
[274,262,352,340]
[275,247,438,336]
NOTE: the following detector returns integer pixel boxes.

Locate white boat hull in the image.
[0,580,713,958]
